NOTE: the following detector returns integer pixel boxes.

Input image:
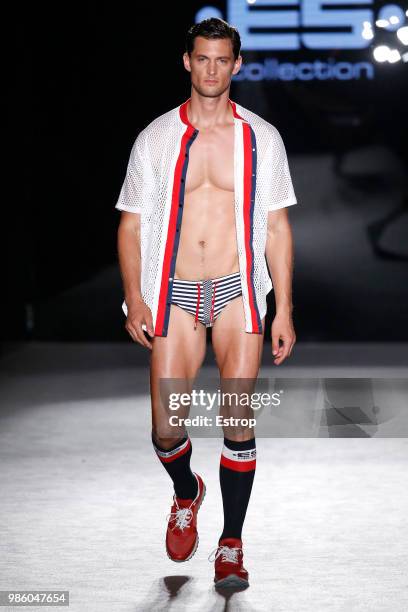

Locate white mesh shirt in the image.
[115,97,298,337]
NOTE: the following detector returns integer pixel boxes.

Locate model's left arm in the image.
[265,208,296,365]
[263,127,298,365]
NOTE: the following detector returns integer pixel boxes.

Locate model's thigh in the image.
[150,304,207,445]
[211,295,265,440]
[211,295,265,378]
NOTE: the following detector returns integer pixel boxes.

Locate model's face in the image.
[183,36,242,98]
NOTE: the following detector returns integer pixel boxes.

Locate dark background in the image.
[4,1,407,343]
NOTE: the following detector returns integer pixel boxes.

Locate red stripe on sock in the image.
[156,437,191,463]
[220,454,256,472]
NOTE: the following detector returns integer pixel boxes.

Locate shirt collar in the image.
[178,97,243,130]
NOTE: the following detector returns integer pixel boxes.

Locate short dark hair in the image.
[186,17,241,61]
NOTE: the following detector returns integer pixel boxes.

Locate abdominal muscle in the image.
[174,186,240,281]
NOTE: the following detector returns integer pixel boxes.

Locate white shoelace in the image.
[166,498,194,532]
[207,545,241,563]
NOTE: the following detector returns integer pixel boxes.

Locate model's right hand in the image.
[125,298,155,349]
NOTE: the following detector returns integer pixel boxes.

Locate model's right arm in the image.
[117,211,154,348]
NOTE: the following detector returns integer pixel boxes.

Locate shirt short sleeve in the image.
[115,131,146,214]
[260,126,298,212]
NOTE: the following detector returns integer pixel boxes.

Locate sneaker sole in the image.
[214,574,249,589]
[166,480,206,563]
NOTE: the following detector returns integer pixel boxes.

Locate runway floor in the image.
[1,342,408,612]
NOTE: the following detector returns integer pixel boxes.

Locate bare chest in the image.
[184,124,235,194]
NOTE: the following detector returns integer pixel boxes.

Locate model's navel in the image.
[198,240,206,273]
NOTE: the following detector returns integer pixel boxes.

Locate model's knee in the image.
[218,360,261,379]
[233,368,260,380]
[151,427,186,450]
[222,427,254,442]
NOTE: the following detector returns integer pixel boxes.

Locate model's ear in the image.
[232,55,242,76]
[183,52,191,72]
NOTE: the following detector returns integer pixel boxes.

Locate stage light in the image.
[388,48,402,62]
[397,25,408,44]
[377,5,406,31]
[373,45,392,62]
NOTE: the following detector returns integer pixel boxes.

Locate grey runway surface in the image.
[1,342,408,612]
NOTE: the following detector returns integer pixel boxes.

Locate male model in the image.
[115,18,298,588]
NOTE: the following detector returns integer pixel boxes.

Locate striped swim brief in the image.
[170,271,242,329]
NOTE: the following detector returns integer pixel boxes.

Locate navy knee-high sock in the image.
[219,436,256,542]
[151,431,198,500]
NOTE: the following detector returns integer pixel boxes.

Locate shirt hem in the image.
[268,198,298,211]
[115,204,142,213]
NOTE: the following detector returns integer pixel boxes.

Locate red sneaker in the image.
[165,472,206,562]
[208,537,249,588]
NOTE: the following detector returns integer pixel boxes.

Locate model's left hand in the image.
[271,313,296,365]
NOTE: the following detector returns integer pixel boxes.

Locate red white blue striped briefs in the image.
[170,271,242,329]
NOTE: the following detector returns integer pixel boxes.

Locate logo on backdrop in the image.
[195,0,382,80]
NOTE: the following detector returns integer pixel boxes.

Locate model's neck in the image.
[187,91,234,130]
